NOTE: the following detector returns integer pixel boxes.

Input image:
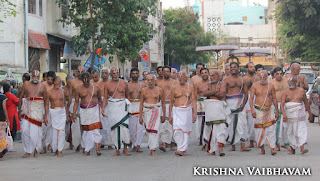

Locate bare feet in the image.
[82,151,90,156]
[57,151,63,158]
[75,145,81,152]
[113,150,120,156]
[96,151,102,156]
[271,150,277,155]
[22,153,31,158]
[34,150,39,158]
[175,151,184,156]
[136,146,143,153]
[274,144,280,151]
[281,145,291,151]
[159,146,166,152]
[123,150,132,156]
[170,144,175,151]
[131,147,137,152]
[228,145,236,151]
[288,147,295,155]
[66,145,74,150]
[246,140,254,148]
[208,152,215,156]
[48,145,53,153]
[150,150,158,156]
[201,144,207,151]
[301,149,308,154]
[40,147,46,154]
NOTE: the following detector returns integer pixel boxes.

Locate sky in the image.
[160,0,268,9]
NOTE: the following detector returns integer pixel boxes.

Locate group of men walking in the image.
[17,61,310,158]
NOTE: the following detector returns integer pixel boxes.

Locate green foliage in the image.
[276,0,320,62]
[0,0,18,23]
[164,8,216,65]
[56,0,157,66]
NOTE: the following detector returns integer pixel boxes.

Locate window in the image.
[28,0,36,14]
[242,16,247,21]
[39,0,43,16]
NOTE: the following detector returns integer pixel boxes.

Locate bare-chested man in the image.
[190,63,204,86]
[202,70,227,156]
[42,72,48,82]
[157,65,177,152]
[250,70,279,155]
[169,71,197,156]
[139,74,165,156]
[128,68,146,152]
[224,62,250,152]
[19,70,47,158]
[243,62,256,148]
[44,76,67,157]
[284,63,308,91]
[281,75,311,155]
[17,73,30,98]
[102,67,131,156]
[271,67,290,151]
[63,75,77,150]
[40,71,56,154]
[155,66,163,85]
[194,67,210,147]
[73,72,103,156]
[94,68,113,150]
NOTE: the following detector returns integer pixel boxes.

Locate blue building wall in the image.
[224,0,267,25]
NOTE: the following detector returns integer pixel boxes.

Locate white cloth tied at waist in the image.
[173,105,193,133]
[204,99,230,123]
[23,98,44,122]
[80,104,101,126]
[50,108,67,130]
[131,101,140,115]
[284,102,306,122]
[108,98,131,126]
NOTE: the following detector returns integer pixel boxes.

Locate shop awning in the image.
[28,30,50,50]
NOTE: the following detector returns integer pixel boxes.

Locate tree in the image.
[57,0,157,67]
[0,0,17,22]
[276,0,320,62]
[164,8,216,65]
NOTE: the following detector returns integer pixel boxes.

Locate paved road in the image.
[1,120,320,181]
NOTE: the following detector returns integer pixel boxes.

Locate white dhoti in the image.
[144,103,161,150]
[42,107,52,148]
[196,99,206,145]
[129,100,144,147]
[284,102,308,149]
[226,95,248,145]
[108,98,131,150]
[245,94,255,141]
[173,105,193,152]
[275,102,289,146]
[65,98,81,147]
[204,98,230,153]
[253,105,277,148]
[21,97,44,153]
[50,108,67,152]
[100,104,112,146]
[159,103,173,144]
[80,103,102,152]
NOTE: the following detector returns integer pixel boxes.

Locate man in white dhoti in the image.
[202,70,229,156]
[73,72,103,156]
[157,66,177,152]
[250,71,279,155]
[45,76,67,157]
[224,62,251,152]
[64,75,82,152]
[194,68,210,148]
[18,70,47,158]
[169,71,196,156]
[102,67,131,156]
[271,67,290,151]
[128,68,146,152]
[243,62,257,148]
[281,75,311,155]
[140,74,165,156]
[40,71,56,154]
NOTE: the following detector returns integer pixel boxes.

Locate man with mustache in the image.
[281,75,311,155]
[19,70,47,158]
[250,70,279,155]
